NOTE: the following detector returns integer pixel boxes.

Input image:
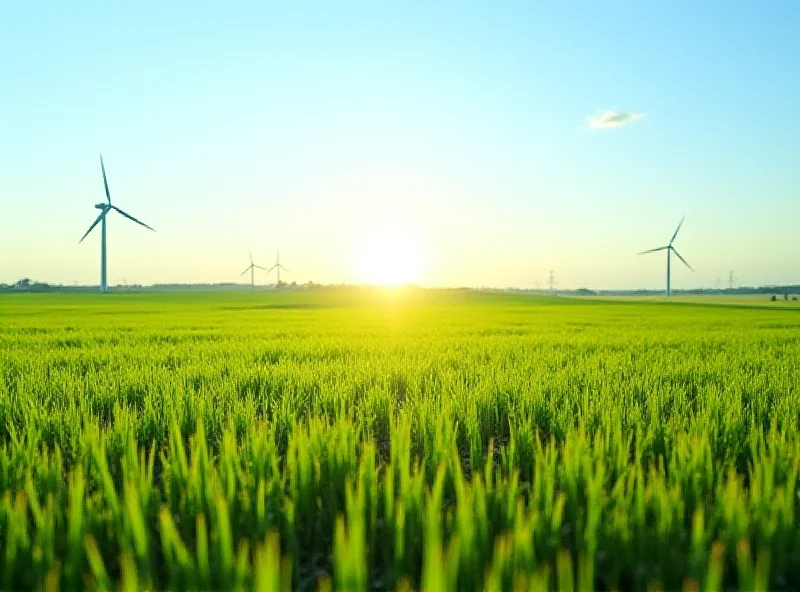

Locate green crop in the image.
[1,289,799,590]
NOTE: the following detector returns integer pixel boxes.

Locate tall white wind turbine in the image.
[241,251,266,287]
[638,216,694,296]
[79,156,155,292]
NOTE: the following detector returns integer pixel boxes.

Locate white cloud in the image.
[587,110,646,130]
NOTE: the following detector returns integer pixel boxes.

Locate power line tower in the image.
[728,270,737,290]
[548,270,557,294]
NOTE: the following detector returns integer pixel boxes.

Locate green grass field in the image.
[1,289,799,591]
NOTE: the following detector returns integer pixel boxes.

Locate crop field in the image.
[1,289,799,591]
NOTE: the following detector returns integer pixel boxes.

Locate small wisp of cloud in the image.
[587,110,646,130]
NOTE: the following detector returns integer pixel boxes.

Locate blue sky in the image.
[1,1,798,289]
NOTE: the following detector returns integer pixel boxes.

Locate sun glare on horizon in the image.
[355,224,427,286]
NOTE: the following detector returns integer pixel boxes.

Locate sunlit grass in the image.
[1,289,799,590]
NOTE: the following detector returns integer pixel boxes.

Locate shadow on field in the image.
[654,301,800,313]
[220,303,326,311]
[587,298,800,314]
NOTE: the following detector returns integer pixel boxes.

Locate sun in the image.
[355,224,427,286]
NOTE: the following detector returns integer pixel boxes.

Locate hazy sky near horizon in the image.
[1,1,798,289]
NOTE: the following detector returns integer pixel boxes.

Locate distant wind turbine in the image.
[79,155,155,292]
[241,251,266,287]
[267,250,290,285]
[638,216,694,297]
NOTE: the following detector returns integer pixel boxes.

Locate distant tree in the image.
[771,295,777,302]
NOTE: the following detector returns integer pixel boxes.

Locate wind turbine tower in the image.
[79,155,155,292]
[240,251,266,287]
[267,250,290,286]
[638,216,694,297]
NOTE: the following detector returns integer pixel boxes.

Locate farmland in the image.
[1,289,799,591]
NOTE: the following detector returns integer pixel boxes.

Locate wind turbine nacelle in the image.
[95,203,107,210]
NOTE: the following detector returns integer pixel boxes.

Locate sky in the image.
[1,1,798,290]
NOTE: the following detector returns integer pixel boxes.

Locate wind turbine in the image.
[240,251,266,287]
[79,155,155,292]
[267,250,290,285]
[638,216,694,297]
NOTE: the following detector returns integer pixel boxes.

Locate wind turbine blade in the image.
[241,266,252,275]
[111,206,155,232]
[254,264,267,270]
[637,246,668,255]
[267,265,277,273]
[79,208,109,243]
[100,155,112,204]
[278,265,290,273]
[669,216,685,245]
[672,248,694,272]
[249,250,253,266]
